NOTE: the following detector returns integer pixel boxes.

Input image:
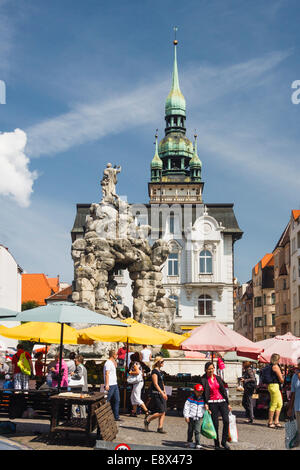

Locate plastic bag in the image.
[285,419,298,449]
[200,410,217,440]
[228,412,238,442]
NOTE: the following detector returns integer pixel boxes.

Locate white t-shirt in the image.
[141,348,152,363]
[103,359,117,386]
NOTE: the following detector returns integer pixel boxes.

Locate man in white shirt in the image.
[103,349,120,421]
[140,345,152,368]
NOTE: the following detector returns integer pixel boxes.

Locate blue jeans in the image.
[107,385,120,420]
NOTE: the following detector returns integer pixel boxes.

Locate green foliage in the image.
[21,300,40,311]
[159,348,170,358]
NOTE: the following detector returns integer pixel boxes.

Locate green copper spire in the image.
[151,132,163,169]
[151,131,162,182]
[190,133,202,181]
[165,39,186,118]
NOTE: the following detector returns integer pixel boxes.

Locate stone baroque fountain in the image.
[71,163,176,339]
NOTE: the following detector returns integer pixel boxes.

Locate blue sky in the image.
[0,0,300,284]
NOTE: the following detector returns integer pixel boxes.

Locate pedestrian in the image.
[67,351,76,376]
[216,353,225,380]
[144,356,167,434]
[12,344,33,391]
[0,357,10,388]
[69,355,88,418]
[117,344,127,368]
[240,361,256,424]
[183,384,209,449]
[261,353,284,429]
[45,357,56,387]
[140,345,152,369]
[128,352,150,418]
[287,356,300,445]
[104,349,121,421]
[126,346,135,367]
[50,353,69,389]
[201,361,232,450]
[34,352,45,389]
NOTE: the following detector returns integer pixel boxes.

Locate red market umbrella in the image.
[181,320,263,358]
[258,332,300,366]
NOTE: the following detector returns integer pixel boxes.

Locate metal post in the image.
[58,323,64,394]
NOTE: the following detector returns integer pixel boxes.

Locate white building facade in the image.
[0,245,22,346]
[290,210,300,336]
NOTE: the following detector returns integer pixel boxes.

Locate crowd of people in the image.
[1,343,300,450]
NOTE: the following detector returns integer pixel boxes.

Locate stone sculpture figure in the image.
[101,163,121,203]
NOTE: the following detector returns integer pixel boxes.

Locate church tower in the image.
[148,38,204,204]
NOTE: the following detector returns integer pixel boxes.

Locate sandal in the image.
[129,412,138,417]
[275,424,283,429]
[268,423,276,428]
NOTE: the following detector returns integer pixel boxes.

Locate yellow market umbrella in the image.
[78,317,183,347]
[0,322,93,345]
[161,332,191,350]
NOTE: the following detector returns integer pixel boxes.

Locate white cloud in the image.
[26,51,289,159]
[0,129,37,207]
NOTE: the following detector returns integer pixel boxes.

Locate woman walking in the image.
[240,361,256,424]
[128,352,149,417]
[201,361,232,450]
[144,356,167,434]
[263,353,284,428]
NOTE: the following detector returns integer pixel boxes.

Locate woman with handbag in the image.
[144,356,167,434]
[128,352,149,418]
[201,361,232,450]
[69,355,88,392]
[240,361,256,424]
[69,355,88,419]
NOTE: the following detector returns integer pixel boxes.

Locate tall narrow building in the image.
[147,40,243,331]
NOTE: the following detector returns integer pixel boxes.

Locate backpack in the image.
[260,365,274,385]
[17,352,31,376]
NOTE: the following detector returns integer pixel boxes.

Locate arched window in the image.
[168,252,179,276]
[198,295,212,316]
[169,212,175,234]
[199,250,212,274]
[169,295,179,316]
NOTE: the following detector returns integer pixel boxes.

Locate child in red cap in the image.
[183,384,209,449]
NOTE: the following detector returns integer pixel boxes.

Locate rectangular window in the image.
[297,232,300,249]
[272,314,275,326]
[298,258,300,278]
[254,297,262,308]
[254,317,263,328]
[168,253,178,276]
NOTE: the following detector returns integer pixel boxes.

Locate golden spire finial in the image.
[173,26,178,45]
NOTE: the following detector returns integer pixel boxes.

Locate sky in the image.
[0,0,300,284]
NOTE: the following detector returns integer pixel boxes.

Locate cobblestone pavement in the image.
[0,407,288,451]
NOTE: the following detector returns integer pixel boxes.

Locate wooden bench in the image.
[0,389,63,421]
